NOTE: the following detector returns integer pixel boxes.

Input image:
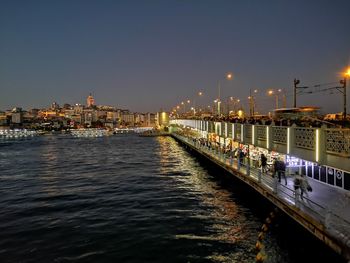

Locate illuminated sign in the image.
[285,156,300,167]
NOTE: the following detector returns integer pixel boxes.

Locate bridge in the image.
[169,119,350,261]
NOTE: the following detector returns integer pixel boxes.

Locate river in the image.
[0,134,345,262]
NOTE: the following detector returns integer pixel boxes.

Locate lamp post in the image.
[208,105,213,115]
[341,68,350,122]
[193,91,203,117]
[225,73,233,117]
[214,72,234,118]
[214,99,221,116]
[186,100,191,116]
[293,79,308,108]
[268,89,279,109]
[278,89,287,108]
[248,89,258,117]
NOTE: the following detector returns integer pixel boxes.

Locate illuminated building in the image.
[87,93,95,107]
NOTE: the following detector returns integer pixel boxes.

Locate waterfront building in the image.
[38,110,59,119]
[0,111,8,126]
[157,112,169,127]
[145,113,156,127]
[70,114,83,126]
[11,107,23,124]
[120,111,135,127]
[86,93,95,107]
[106,111,119,122]
[63,108,75,119]
[83,109,94,126]
[96,110,107,121]
[0,96,157,129]
[273,106,320,120]
[51,102,60,110]
[134,113,145,126]
[73,104,84,114]
[63,103,72,109]
[22,111,36,123]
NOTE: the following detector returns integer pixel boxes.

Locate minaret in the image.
[87,93,95,107]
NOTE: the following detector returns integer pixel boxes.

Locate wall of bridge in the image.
[170,119,350,191]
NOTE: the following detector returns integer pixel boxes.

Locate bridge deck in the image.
[171,133,350,261]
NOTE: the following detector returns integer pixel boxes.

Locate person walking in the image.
[260,153,267,174]
[273,158,279,178]
[279,158,287,185]
[300,173,312,199]
[239,149,245,166]
[275,157,287,185]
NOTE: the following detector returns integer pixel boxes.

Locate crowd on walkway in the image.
[185,133,312,200]
[184,115,337,128]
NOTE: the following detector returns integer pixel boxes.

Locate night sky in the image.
[1,0,349,114]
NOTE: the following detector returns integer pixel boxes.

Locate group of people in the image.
[293,171,312,199]
[260,153,312,199]
[259,154,287,185]
[192,134,313,200]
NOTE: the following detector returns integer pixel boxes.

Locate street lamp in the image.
[214,72,234,117]
[193,91,203,116]
[190,107,195,116]
[340,67,350,122]
[226,72,233,80]
[277,89,287,108]
[248,89,258,117]
[224,73,234,116]
[214,99,221,116]
[268,89,279,109]
[207,105,213,115]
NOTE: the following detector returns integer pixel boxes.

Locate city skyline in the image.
[1,0,350,114]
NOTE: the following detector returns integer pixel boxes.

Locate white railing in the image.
[272,126,287,144]
[294,127,315,150]
[325,128,350,156]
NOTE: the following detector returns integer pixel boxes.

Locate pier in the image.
[170,119,350,261]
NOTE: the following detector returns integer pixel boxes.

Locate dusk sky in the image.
[1,0,350,114]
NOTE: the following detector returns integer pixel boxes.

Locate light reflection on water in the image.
[0,135,345,263]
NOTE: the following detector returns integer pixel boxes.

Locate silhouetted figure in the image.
[260,153,267,174]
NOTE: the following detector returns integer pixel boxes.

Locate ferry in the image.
[70,128,108,137]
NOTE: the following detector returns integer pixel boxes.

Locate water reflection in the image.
[157,137,257,262]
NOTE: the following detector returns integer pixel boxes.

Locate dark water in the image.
[0,135,345,263]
